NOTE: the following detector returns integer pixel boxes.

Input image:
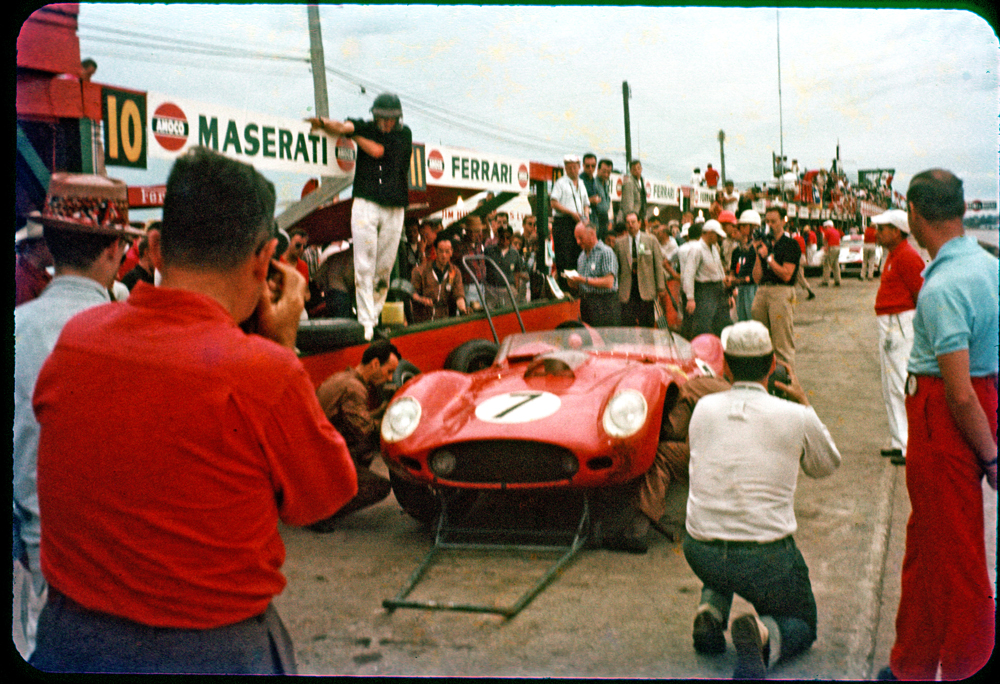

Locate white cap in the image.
[871,209,909,234]
[703,219,727,238]
[737,209,761,226]
[721,321,774,358]
[15,218,45,244]
[563,154,581,164]
[822,219,834,227]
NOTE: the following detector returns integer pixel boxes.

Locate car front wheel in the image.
[388,470,479,527]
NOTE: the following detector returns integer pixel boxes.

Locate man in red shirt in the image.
[872,209,925,464]
[704,164,720,190]
[862,221,879,280]
[819,220,842,287]
[30,147,357,674]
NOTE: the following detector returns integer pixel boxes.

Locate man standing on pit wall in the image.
[819,219,842,287]
[615,211,666,327]
[870,209,924,466]
[879,169,998,682]
[28,148,358,674]
[683,321,841,680]
[308,93,412,341]
[619,159,647,226]
[550,154,591,286]
[751,206,801,372]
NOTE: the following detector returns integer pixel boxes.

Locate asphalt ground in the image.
[273,268,997,679]
[15,266,995,679]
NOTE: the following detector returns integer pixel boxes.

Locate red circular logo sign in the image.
[615,177,623,197]
[427,149,445,180]
[517,164,529,189]
[152,102,188,152]
[335,137,356,173]
[645,180,652,197]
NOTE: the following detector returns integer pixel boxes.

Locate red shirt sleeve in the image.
[262,365,358,526]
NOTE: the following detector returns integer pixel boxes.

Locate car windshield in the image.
[497,327,692,363]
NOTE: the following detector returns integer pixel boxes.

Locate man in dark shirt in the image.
[751,206,801,371]
[307,94,412,341]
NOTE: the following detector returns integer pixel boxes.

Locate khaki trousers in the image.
[751,284,797,371]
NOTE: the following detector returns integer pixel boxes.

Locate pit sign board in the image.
[424,145,529,193]
[142,92,356,179]
[610,174,679,206]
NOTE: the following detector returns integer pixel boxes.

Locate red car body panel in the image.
[298,298,581,387]
[381,328,716,491]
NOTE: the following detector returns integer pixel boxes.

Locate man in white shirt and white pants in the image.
[682,321,841,679]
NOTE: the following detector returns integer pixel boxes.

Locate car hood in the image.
[391,353,676,448]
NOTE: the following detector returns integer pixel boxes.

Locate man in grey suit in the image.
[615,211,666,327]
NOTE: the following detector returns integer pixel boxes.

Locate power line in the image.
[78,16,609,163]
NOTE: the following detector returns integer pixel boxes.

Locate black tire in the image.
[393,359,421,386]
[382,360,421,404]
[444,339,498,373]
[388,470,479,527]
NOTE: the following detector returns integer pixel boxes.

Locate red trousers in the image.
[890,375,997,680]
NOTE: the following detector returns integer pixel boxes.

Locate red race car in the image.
[380,326,724,525]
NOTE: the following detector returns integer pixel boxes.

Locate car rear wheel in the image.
[388,470,480,527]
[444,339,498,373]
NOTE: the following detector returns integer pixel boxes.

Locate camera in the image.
[768,364,790,399]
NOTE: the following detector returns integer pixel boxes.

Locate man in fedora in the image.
[14,173,142,659]
[28,148,357,674]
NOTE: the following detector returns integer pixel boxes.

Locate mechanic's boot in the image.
[307,468,391,532]
[731,614,769,679]
[603,509,650,554]
[692,605,726,655]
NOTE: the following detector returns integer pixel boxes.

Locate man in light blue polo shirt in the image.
[879,169,998,682]
[14,175,139,659]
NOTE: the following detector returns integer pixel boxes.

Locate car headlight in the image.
[382,396,422,443]
[602,390,648,438]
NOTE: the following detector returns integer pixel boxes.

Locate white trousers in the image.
[12,545,47,660]
[351,197,406,329]
[877,309,915,453]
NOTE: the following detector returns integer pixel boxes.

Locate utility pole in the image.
[622,81,632,168]
[308,5,333,184]
[776,9,784,164]
[718,130,726,186]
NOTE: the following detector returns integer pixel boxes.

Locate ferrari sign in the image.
[422,145,529,192]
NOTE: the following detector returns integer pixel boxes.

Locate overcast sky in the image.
[72,3,999,213]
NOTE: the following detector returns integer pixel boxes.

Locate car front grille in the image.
[431,440,577,484]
